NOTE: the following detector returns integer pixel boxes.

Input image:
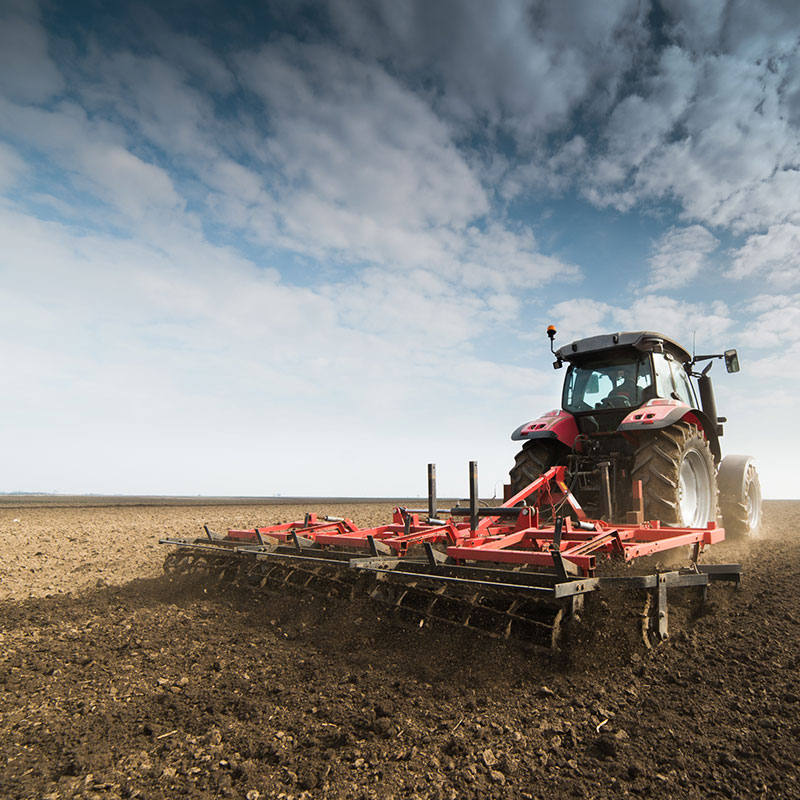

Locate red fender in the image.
[511,410,579,449]
[618,399,721,461]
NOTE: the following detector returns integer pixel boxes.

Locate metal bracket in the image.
[696,563,741,586]
[423,542,447,567]
[551,548,569,582]
[290,532,316,552]
[203,524,224,541]
[552,516,564,550]
[367,535,392,556]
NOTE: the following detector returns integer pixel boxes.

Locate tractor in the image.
[508,328,761,538]
[161,328,756,649]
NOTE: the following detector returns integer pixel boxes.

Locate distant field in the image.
[0,494,452,509]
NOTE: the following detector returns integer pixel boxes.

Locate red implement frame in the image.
[223,466,724,578]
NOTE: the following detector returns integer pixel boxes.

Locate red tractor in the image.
[509,328,761,538]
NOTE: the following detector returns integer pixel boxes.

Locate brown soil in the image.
[1,499,799,799]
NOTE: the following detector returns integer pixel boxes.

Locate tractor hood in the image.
[555,331,691,364]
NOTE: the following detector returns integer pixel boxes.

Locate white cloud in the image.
[0,141,27,192]
[321,0,800,256]
[331,0,648,137]
[728,224,800,287]
[602,46,697,175]
[239,42,489,231]
[585,32,800,240]
[0,17,579,299]
[0,196,561,494]
[547,299,616,345]
[702,170,800,235]
[0,0,64,103]
[145,14,235,95]
[661,0,728,52]
[742,293,800,373]
[549,295,733,349]
[231,40,579,292]
[648,225,719,289]
[0,99,184,226]
[80,49,228,163]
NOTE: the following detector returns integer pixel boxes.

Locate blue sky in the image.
[1,0,798,498]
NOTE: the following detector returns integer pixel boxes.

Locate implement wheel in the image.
[632,421,717,528]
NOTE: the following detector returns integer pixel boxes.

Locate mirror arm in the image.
[689,353,724,366]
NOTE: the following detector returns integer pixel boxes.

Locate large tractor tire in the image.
[718,456,762,539]
[509,440,560,497]
[632,422,717,528]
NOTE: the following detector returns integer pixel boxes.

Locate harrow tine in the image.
[367,535,392,556]
[423,542,446,567]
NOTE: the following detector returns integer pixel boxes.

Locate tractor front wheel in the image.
[632,422,717,528]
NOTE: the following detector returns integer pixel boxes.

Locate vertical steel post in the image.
[552,516,564,550]
[599,462,612,521]
[427,463,437,520]
[657,573,669,640]
[469,461,479,532]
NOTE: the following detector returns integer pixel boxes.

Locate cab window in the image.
[563,353,653,412]
[670,361,696,406]
[652,354,675,399]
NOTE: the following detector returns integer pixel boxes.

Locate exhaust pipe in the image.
[697,373,723,435]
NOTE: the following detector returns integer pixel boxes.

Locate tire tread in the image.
[632,422,717,527]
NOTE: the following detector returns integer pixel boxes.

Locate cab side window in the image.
[670,361,696,406]
[652,354,675,399]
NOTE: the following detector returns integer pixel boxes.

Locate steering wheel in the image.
[597,395,632,409]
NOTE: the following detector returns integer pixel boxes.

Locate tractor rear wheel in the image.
[632,422,717,528]
[509,440,560,498]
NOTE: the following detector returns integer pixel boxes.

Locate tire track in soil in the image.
[1,500,798,799]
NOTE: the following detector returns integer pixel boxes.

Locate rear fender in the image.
[511,410,579,449]
[619,399,721,461]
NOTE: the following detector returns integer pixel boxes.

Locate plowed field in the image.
[1,498,799,800]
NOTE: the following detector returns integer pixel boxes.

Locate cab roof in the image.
[555,331,692,364]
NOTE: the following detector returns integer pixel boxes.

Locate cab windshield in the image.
[563,353,653,412]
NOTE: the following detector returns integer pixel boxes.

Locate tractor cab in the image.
[562,352,655,412]
[555,332,695,434]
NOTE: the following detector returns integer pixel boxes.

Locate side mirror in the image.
[586,373,600,394]
[724,349,740,373]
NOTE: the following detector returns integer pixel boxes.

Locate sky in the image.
[1,0,798,499]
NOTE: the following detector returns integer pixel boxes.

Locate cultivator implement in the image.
[161,463,741,650]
